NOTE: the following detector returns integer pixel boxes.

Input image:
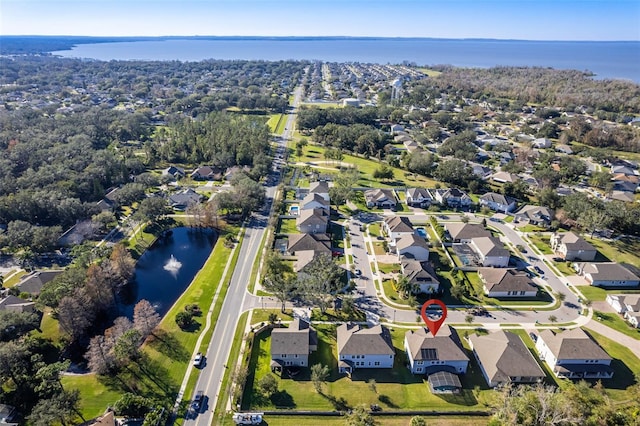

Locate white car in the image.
[193,353,204,367]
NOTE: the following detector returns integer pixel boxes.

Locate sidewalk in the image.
[584,319,640,359]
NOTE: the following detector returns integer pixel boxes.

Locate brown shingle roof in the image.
[479,268,537,293]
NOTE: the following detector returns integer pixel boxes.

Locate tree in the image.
[258,374,279,398]
[310,363,330,393]
[85,335,116,374]
[57,290,95,342]
[34,360,70,398]
[395,276,416,299]
[372,164,394,181]
[113,328,142,364]
[136,197,169,223]
[28,389,83,426]
[113,393,153,417]
[0,310,40,341]
[263,275,296,313]
[502,179,529,201]
[548,315,558,323]
[433,159,474,187]
[344,404,377,426]
[175,311,194,330]
[406,152,434,176]
[367,378,377,394]
[133,299,161,338]
[410,416,427,426]
[298,254,344,313]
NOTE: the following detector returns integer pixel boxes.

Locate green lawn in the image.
[552,260,575,276]
[61,374,123,420]
[368,222,382,237]
[378,263,400,274]
[585,329,640,402]
[584,236,640,268]
[219,414,490,426]
[242,325,494,413]
[2,270,26,287]
[577,285,640,302]
[67,226,241,418]
[527,234,553,255]
[276,218,298,234]
[592,311,640,340]
[266,114,284,133]
[372,242,387,256]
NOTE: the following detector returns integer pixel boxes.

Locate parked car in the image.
[529,332,537,342]
[534,266,544,275]
[355,269,362,276]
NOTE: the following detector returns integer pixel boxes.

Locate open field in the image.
[591,310,640,340]
[577,285,640,302]
[219,414,490,426]
[584,236,640,268]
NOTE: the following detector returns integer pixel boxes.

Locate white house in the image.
[300,193,330,211]
[574,263,640,288]
[337,323,395,374]
[479,192,517,213]
[535,328,613,380]
[405,188,434,208]
[478,268,538,298]
[606,294,640,314]
[434,188,472,208]
[470,237,510,267]
[383,215,414,241]
[550,232,597,261]
[404,326,469,375]
[364,189,397,209]
[396,234,430,261]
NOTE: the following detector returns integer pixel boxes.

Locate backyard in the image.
[241,325,495,413]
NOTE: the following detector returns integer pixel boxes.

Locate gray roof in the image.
[396,234,429,251]
[577,263,640,282]
[365,188,396,204]
[287,233,331,254]
[296,208,329,227]
[480,192,515,206]
[556,232,596,251]
[515,205,553,222]
[16,270,63,295]
[404,326,469,362]
[611,294,640,311]
[491,171,519,183]
[406,188,433,200]
[401,259,439,286]
[472,237,510,258]
[470,330,545,384]
[445,223,491,240]
[168,188,202,207]
[538,328,611,361]
[309,181,330,195]
[384,215,414,233]
[479,268,537,293]
[271,318,316,356]
[302,193,330,207]
[337,323,395,356]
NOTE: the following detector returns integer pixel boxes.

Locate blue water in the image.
[416,227,427,239]
[53,38,640,82]
[120,227,217,318]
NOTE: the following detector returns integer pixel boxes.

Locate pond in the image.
[119,227,217,318]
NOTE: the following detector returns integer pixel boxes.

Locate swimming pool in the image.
[416,227,427,238]
[289,205,299,214]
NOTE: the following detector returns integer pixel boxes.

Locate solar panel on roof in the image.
[420,348,438,360]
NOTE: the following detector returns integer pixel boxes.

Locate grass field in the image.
[65,225,241,419]
[527,234,553,255]
[276,218,298,234]
[592,311,640,340]
[2,270,26,287]
[242,325,495,413]
[577,285,640,302]
[266,114,284,133]
[584,236,640,269]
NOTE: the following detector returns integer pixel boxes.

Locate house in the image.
[433,188,472,208]
[606,294,640,314]
[224,165,251,181]
[550,232,597,261]
[404,326,469,375]
[406,188,433,207]
[444,223,491,244]
[478,268,537,298]
[0,295,36,313]
[0,404,18,426]
[400,259,440,294]
[396,234,430,261]
[470,237,510,267]
[471,164,492,179]
[296,209,329,234]
[308,181,331,201]
[612,173,639,193]
[390,124,404,134]
[168,188,202,210]
[514,205,554,227]
[625,311,640,328]
[491,171,519,184]
[270,318,318,370]
[383,215,414,241]
[469,330,545,388]
[96,187,121,211]
[287,233,331,256]
[611,165,637,176]
[609,191,636,203]
[190,166,222,181]
[337,323,395,374]
[574,263,640,287]
[300,193,330,211]
[15,270,63,296]
[532,138,552,149]
[479,192,517,213]
[162,165,185,179]
[555,144,573,155]
[364,189,397,209]
[536,328,613,380]
[404,139,422,153]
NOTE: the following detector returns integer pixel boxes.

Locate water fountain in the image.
[163,254,182,275]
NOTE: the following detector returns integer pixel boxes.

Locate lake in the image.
[53,37,640,82]
[119,227,217,318]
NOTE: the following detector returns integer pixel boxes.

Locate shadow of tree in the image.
[146,329,190,362]
[377,394,398,408]
[323,393,350,411]
[271,390,296,408]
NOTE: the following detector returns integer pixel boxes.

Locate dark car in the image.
[534,266,544,275]
[192,390,204,412]
[529,332,537,342]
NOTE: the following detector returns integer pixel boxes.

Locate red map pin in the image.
[420,299,448,337]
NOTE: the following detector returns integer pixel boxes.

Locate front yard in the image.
[242,325,495,413]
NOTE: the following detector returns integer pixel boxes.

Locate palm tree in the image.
[395,276,416,299]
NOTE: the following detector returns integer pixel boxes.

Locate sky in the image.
[1,0,639,41]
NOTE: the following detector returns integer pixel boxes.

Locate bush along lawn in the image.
[241,324,494,413]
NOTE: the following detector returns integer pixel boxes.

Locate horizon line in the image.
[1,34,639,43]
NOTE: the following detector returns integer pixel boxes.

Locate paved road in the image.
[184,86,303,425]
